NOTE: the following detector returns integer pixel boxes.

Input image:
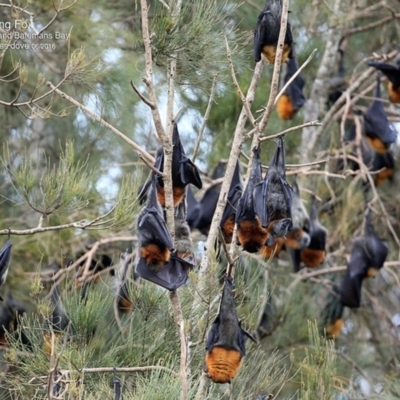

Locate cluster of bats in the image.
[0,0,398,392]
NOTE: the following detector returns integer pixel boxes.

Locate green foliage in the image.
[145,0,245,85]
[300,322,339,400]
[3,141,93,216]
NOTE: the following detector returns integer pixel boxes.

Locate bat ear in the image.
[269,218,292,238]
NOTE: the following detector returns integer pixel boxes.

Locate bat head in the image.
[268,218,292,239]
[136,252,192,290]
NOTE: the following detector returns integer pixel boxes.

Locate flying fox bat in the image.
[195,162,226,235]
[220,162,242,244]
[236,147,270,253]
[139,123,202,207]
[155,123,202,207]
[136,191,194,290]
[254,0,293,64]
[367,57,400,103]
[339,210,388,308]
[277,54,306,120]
[363,75,396,153]
[254,137,293,245]
[204,276,256,384]
[0,238,12,301]
[136,177,174,271]
[321,285,344,339]
[297,195,328,269]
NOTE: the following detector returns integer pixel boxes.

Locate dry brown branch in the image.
[130,80,155,108]
[342,12,400,39]
[47,82,155,166]
[259,120,321,142]
[138,1,187,397]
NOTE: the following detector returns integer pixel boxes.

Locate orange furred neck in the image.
[205,347,243,384]
[277,94,295,120]
[300,248,325,268]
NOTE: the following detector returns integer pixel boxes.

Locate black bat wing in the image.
[364,80,397,145]
[254,12,267,62]
[179,156,203,189]
[339,242,368,308]
[136,252,192,290]
[186,186,202,228]
[0,239,12,285]
[289,248,302,272]
[285,58,306,110]
[138,209,174,250]
[222,183,243,226]
[363,213,388,269]
[367,61,400,87]
[205,316,220,352]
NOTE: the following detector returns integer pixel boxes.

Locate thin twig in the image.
[259,120,321,142]
[47,82,155,166]
[192,73,218,162]
[225,37,256,127]
[274,48,318,106]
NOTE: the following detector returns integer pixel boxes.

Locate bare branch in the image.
[259,120,321,142]
[47,81,155,166]
[192,73,218,162]
[225,37,256,127]
[274,48,318,106]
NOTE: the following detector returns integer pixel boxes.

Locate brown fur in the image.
[366,137,388,154]
[326,319,344,339]
[141,244,170,267]
[388,82,400,104]
[375,168,394,186]
[157,187,186,207]
[237,219,269,251]
[221,215,236,244]
[284,229,307,249]
[0,333,7,346]
[276,94,295,120]
[205,347,242,384]
[259,238,284,259]
[366,267,378,278]
[300,248,325,268]
[262,44,291,64]
[118,296,133,313]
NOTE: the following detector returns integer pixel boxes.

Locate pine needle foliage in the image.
[300,321,340,400]
[142,0,244,85]
[3,141,93,216]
